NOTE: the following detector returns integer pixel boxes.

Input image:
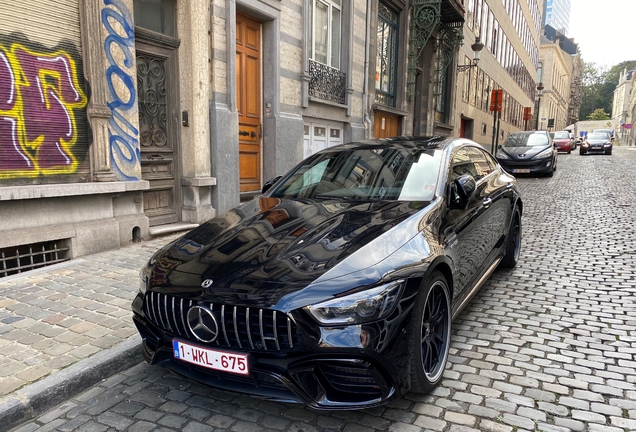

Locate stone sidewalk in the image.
[0,232,184,428]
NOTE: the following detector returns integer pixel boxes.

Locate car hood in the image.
[500,146,550,160]
[553,139,569,144]
[145,196,434,310]
[585,138,610,144]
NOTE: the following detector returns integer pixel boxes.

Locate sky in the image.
[569,0,636,68]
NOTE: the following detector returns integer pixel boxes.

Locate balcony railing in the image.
[309,60,346,105]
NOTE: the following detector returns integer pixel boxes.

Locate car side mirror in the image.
[262,176,282,194]
[450,174,476,210]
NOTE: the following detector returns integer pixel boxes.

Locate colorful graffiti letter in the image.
[0,44,87,178]
[102,0,141,181]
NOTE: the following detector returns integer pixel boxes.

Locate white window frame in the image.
[308,0,342,69]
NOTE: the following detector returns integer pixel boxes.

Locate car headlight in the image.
[305,280,404,325]
[533,148,553,159]
[496,151,510,160]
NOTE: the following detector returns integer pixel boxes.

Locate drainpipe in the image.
[362,0,372,138]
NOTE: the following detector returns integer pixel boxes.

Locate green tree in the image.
[587,108,611,120]
[579,60,636,120]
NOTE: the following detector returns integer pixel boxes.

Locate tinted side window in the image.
[451,148,479,181]
[465,147,493,181]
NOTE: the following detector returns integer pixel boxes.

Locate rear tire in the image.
[409,272,452,394]
[500,207,521,268]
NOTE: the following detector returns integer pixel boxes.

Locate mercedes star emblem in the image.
[201,279,213,288]
[187,306,219,342]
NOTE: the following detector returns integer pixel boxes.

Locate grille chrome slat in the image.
[163,295,173,333]
[246,307,255,349]
[171,297,179,335]
[233,306,242,349]
[179,299,187,336]
[287,317,293,349]
[221,304,230,346]
[259,309,267,350]
[144,293,298,351]
[272,311,280,350]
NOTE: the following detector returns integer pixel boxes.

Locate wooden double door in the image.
[374,111,400,138]
[236,13,262,193]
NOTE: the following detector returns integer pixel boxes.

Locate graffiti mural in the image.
[0,43,88,178]
[102,0,141,181]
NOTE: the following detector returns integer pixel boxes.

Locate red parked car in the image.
[550,131,572,153]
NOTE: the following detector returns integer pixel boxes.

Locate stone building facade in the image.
[0,0,479,276]
[455,0,542,151]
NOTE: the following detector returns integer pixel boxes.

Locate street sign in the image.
[523,107,532,121]
[490,89,503,112]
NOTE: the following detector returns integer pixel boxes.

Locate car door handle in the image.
[483,197,492,208]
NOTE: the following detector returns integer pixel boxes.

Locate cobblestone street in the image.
[10,147,636,432]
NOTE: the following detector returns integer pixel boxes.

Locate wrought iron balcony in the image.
[309,60,346,105]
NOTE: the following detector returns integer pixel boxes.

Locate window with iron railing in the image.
[307,0,346,104]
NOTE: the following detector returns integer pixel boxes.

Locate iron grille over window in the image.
[309,60,346,104]
[0,240,70,278]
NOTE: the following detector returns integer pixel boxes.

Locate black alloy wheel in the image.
[501,207,521,268]
[410,272,451,393]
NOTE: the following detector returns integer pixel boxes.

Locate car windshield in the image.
[553,132,569,139]
[587,133,608,140]
[270,147,442,201]
[502,132,549,148]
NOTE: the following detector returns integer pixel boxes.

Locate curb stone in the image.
[0,335,142,431]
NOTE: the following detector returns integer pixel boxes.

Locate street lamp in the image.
[534,82,544,130]
[457,36,485,72]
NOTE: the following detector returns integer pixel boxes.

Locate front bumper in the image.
[581,143,612,153]
[131,291,414,409]
[498,158,553,175]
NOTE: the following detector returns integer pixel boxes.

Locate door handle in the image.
[483,197,492,208]
[239,130,249,136]
[147,154,164,160]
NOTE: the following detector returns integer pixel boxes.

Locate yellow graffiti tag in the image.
[0,43,87,178]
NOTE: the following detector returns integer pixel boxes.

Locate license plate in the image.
[513,169,530,173]
[173,339,249,375]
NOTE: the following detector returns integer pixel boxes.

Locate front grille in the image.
[0,240,70,278]
[143,292,301,352]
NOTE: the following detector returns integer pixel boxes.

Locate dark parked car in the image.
[550,131,572,153]
[580,132,613,155]
[496,130,557,177]
[132,137,523,409]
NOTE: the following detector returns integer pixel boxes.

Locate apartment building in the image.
[455,0,542,150]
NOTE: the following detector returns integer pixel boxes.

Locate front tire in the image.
[500,207,521,268]
[410,272,452,394]
[580,148,586,155]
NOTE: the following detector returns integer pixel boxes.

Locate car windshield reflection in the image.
[502,132,549,148]
[270,147,442,202]
[587,133,608,140]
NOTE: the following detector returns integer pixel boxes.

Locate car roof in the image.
[328,136,467,152]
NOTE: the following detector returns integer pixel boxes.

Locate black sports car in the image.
[132,136,523,409]
[580,132,613,155]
